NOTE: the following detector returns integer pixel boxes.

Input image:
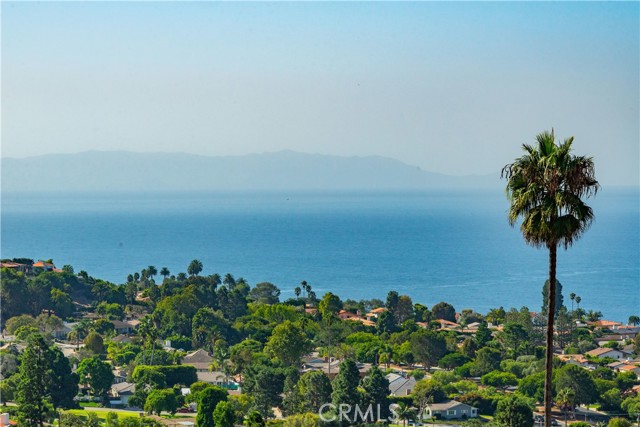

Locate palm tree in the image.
[394,402,416,427]
[557,388,575,426]
[629,315,640,326]
[301,280,310,300]
[223,273,235,288]
[294,286,301,299]
[160,267,170,282]
[139,316,159,365]
[569,293,576,312]
[147,265,158,282]
[575,296,581,311]
[502,129,598,427]
[187,259,203,277]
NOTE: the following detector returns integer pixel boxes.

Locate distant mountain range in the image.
[1,150,500,192]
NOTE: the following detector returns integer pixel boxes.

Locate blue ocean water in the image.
[1,189,638,321]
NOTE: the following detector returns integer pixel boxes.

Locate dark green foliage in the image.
[472,347,502,376]
[474,322,492,347]
[318,292,343,319]
[213,400,236,427]
[457,392,497,415]
[265,320,311,366]
[361,365,390,420]
[331,359,361,422]
[192,307,233,351]
[541,280,565,317]
[296,371,333,413]
[243,359,287,418]
[48,346,80,409]
[518,372,545,402]
[481,370,518,389]
[438,352,470,369]
[77,356,115,404]
[196,386,229,427]
[84,331,105,354]
[494,395,534,427]
[144,388,179,415]
[247,411,266,427]
[410,329,448,370]
[554,364,597,406]
[133,365,198,387]
[249,282,281,305]
[16,334,54,427]
[376,310,398,334]
[431,302,456,322]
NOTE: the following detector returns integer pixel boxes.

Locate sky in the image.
[2,2,638,186]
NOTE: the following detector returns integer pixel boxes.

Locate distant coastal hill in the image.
[2,150,499,192]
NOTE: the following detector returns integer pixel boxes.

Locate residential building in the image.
[585,348,625,360]
[425,400,478,420]
[386,373,416,396]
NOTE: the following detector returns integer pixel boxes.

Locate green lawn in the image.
[64,408,143,420]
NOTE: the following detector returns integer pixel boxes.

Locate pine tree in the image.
[361,366,390,421]
[332,359,361,423]
[16,334,53,427]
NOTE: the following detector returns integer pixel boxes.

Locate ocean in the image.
[1,189,638,322]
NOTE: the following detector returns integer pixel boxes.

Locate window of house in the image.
[447,410,456,415]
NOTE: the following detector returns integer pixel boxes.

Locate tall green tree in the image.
[503,129,598,427]
[187,259,203,277]
[213,400,236,427]
[196,386,228,427]
[410,329,447,372]
[16,334,53,427]
[361,365,391,421]
[265,321,311,366]
[296,371,333,413]
[494,395,534,427]
[77,356,115,405]
[331,359,361,422]
[48,346,79,409]
[541,279,565,317]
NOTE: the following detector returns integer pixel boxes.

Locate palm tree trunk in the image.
[545,244,558,427]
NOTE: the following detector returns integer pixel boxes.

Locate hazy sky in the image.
[2,2,638,185]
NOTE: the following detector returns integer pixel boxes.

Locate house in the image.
[196,370,230,386]
[590,320,623,330]
[338,310,360,320]
[52,322,75,340]
[617,364,640,377]
[596,334,635,347]
[435,319,462,331]
[386,373,416,396]
[0,261,29,274]
[32,260,57,272]
[109,382,135,406]
[344,317,377,327]
[111,320,139,335]
[365,307,387,321]
[183,349,214,372]
[558,354,593,368]
[301,353,372,379]
[425,400,478,420]
[301,355,342,379]
[585,347,625,360]
[111,334,133,344]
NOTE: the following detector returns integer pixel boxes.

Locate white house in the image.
[425,400,478,420]
[585,348,626,360]
[109,382,135,407]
